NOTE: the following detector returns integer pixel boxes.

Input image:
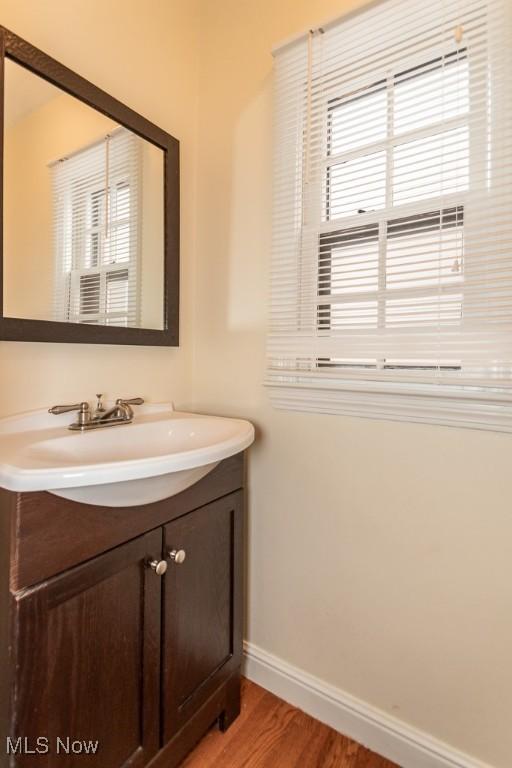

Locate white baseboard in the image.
[242,641,493,768]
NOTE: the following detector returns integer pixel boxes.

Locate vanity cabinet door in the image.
[161,491,243,741]
[11,529,163,768]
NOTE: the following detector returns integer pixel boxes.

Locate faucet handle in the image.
[115,397,144,420]
[116,397,144,406]
[49,402,89,415]
[49,402,91,428]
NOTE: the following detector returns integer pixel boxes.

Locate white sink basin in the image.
[0,403,254,507]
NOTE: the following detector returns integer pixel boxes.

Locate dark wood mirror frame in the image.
[0,26,179,346]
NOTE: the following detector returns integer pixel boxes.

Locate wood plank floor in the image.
[182,679,400,768]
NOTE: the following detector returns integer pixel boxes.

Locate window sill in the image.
[265,376,512,432]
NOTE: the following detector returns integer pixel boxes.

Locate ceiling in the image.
[4,58,60,130]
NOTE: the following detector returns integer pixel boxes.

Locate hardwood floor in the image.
[182,678,400,768]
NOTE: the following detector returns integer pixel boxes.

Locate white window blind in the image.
[52,127,142,327]
[268,0,512,431]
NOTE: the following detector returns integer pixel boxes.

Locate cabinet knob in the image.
[149,559,168,576]
[169,549,186,565]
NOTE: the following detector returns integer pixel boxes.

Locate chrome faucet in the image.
[49,397,144,431]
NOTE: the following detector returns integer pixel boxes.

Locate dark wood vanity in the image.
[0,453,245,767]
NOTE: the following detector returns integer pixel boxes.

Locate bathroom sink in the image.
[0,403,254,507]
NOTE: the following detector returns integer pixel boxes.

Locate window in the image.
[268,0,512,431]
[52,128,141,326]
[318,51,469,370]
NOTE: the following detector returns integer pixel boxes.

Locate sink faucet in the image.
[49,397,144,431]
[98,399,140,422]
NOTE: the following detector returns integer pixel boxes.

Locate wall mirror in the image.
[0,27,179,345]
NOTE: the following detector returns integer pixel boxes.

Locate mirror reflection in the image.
[3,59,165,329]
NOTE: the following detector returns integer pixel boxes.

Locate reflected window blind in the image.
[52,127,142,327]
[268,0,512,428]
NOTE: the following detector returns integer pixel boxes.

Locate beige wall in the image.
[0,0,200,415]
[191,1,512,766]
[140,141,165,329]
[1,1,511,765]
